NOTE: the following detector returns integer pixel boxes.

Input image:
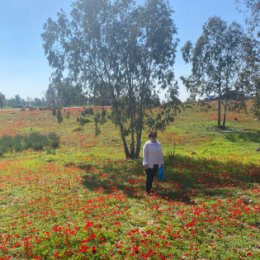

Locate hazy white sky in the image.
[0,0,246,101]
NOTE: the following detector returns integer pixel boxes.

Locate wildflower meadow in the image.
[0,104,259,260]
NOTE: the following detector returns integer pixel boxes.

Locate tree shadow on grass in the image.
[81,159,144,198]
[223,129,260,143]
[78,155,260,203]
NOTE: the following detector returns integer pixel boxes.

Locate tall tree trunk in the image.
[254,84,260,120]
[135,125,142,158]
[217,94,221,128]
[127,69,136,159]
[135,106,144,158]
[129,95,135,159]
[223,68,230,129]
[135,127,142,159]
[222,98,228,129]
[111,89,130,159]
[130,118,135,159]
[119,123,130,159]
[134,80,148,158]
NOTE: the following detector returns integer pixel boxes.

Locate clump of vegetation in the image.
[65,111,71,119]
[72,126,83,132]
[51,108,64,123]
[76,116,91,127]
[56,109,63,123]
[0,132,60,156]
[77,108,107,136]
[81,107,94,116]
[94,110,107,136]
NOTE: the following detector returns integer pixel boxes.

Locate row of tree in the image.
[0,88,109,108]
[0,93,46,108]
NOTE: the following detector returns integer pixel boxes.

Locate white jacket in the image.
[143,140,164,168]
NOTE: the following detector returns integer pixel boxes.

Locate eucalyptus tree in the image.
[237,35,259,119]
[181,17,257,128]
[236,0,260,119]
[42,0,179,158]
[45,84,60,109]
[0,92,5,108]
[252,79,260,119]
[236,0,260,36]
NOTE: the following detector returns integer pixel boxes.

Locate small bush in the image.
[56,109,63,123]
[66,111,71,119]
[52,108,56,116]
[81,107,94,116]
[184,103,193,109]
[73,127,83,132]
[46,148,56,155]
[77,116,91,127]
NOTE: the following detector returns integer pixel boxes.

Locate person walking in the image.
[143,131,164,194]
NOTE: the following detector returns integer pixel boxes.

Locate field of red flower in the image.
[0,107,259,259]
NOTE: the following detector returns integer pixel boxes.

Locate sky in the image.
[0,0,247,102]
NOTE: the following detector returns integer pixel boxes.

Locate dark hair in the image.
[148,131,157,138]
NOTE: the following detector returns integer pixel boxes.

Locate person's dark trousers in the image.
[145,165,158,194]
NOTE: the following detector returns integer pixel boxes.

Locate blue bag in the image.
[158,166,164,181]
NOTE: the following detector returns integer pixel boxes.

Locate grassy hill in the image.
[0,105,259,259]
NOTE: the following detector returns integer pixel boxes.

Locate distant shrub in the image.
[77,116,91,127]
[73,127,82,132]
[46,147,56,155]
[56,109,63,123]
[66,111,71,119]
[52,108,56,116]
[184,103,193,109]
[81,107,94,116]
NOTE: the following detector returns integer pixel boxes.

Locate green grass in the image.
[0,106,259,259]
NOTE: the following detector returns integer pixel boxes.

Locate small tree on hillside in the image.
[56,109,63,123]
[181,16,257,128]
[46,79,86,108]
[0,92,5,108]
[42,0,180,158]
